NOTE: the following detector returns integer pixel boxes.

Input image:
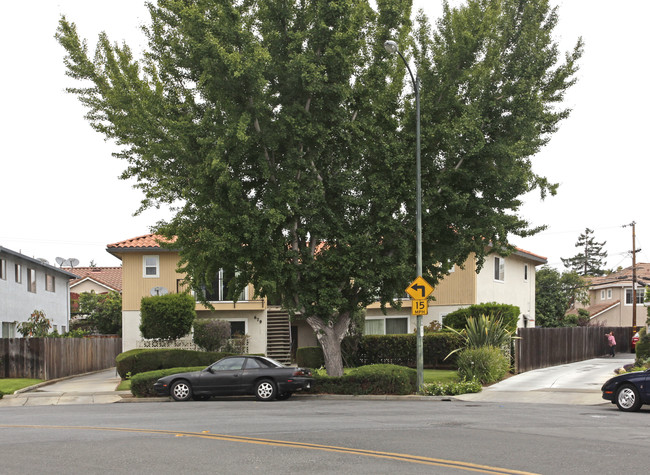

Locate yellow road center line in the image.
[0,424,538,475]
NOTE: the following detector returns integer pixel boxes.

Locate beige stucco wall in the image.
[588,285,647,327]
[71,280,114,295]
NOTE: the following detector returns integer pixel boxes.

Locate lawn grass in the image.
[423,369,459,384]
[117,379,131,391]
[0,379,43,395]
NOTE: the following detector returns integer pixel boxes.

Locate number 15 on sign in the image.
[412,299,427,316]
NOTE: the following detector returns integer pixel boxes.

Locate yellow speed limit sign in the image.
[411,299,428,315]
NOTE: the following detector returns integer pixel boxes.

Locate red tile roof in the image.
[566,300,621,318]
[587,263,650,287]
[67,267,122,292]
[107,233,176,250]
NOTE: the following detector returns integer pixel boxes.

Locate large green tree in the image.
[77,291,123,335]
[561,228,608,276]
[535,266,589,327]
[56,0,581,376]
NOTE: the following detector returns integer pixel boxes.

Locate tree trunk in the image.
[306,312,351,377]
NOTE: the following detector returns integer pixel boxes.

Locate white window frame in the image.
[494,257,505,282]
[607,289,612,299]
[524,264,529,282]
[15,264,22,284]
[225,318,248,336]
[0,258,6,280]
[625,288,644,305]
[143,255,160,278]
[600,290,606,300]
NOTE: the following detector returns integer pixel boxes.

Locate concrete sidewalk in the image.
[456,353,635,405]
[0,368,131,407]
[0,354,636,407]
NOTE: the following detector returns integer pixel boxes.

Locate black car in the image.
[601,369,650,411]
[153,355,313,402]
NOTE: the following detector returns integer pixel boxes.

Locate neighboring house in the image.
[0,246,78,337]
[106,235,272,358]
[361,248,546,336]
[108,234,546,361]
[68,267,122,295]
[569,264,649,327]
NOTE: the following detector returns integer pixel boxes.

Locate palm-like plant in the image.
[446,315,517,358]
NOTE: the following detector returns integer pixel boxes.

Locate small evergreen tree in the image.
[140,293,196,341]
[561,228,608,276]
[193,319,231,352]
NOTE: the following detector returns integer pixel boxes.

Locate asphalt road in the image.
[1,397,648,474]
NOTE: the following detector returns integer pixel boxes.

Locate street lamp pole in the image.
[384,40,423,390]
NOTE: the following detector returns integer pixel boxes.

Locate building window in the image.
[229,320,247,336]
[494,257,505,282]
[204,269,247,301]
[524,264,528,281]
[364,317,409,335]
[0,258,6,280]
[15,264,22,283]
[607,289,612,299]
[27,268,37,293]
[2,322,17,338]
[45,274,55,292]
[143,255,160,278]
[600,290,606,300]
[625,288,644,305]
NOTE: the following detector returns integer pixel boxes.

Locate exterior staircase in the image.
[266,308,292,365]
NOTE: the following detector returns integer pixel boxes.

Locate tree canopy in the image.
[57,0,581,375]
[535,266,589,327]
[561,228,608,276]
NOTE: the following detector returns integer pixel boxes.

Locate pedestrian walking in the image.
[606,331,616,357]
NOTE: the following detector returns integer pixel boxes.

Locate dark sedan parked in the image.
[601,369,650,411]
[154,356,313,402]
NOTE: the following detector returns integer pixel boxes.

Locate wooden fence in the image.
[514,326,633,373]
[0,337,122,380]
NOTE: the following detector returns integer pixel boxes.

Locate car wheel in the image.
[255,379,277,401]
[615,384,642,412]
[276,392,292,401]
[170,380,193,402]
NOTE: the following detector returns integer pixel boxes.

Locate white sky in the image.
[2,1,648,271]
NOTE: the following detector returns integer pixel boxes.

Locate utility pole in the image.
[624,221,640,331]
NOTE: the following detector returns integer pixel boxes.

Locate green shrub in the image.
[140,293,196,340]
[456,346,510,385]
[309,364,417,395]
[342,333,463,368]
[296,347,324,368]
[130,366,204,397]
[443,303,520,333]
[115,349,235,378]
[421,379,482,396]
[193,319,231,352]
[635,327,650,363]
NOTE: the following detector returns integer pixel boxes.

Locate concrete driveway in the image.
[456,353,635,405]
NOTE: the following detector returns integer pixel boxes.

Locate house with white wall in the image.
[361,248,546,336]
[0,246,78,337]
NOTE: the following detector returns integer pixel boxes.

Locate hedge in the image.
[130,366,204,397]
[342,333,463,368]
[442,303,520,333]
[116,349,235,378]
[308,364,417,395]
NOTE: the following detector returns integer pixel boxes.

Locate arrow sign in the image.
[405,276,434,300]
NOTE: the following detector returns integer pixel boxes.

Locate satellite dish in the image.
[150,286,169,297]
[56,257,67,267]
[68,258,79,268]
[37,258,49,265]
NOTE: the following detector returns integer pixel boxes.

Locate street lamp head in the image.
[384,40,399,54]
